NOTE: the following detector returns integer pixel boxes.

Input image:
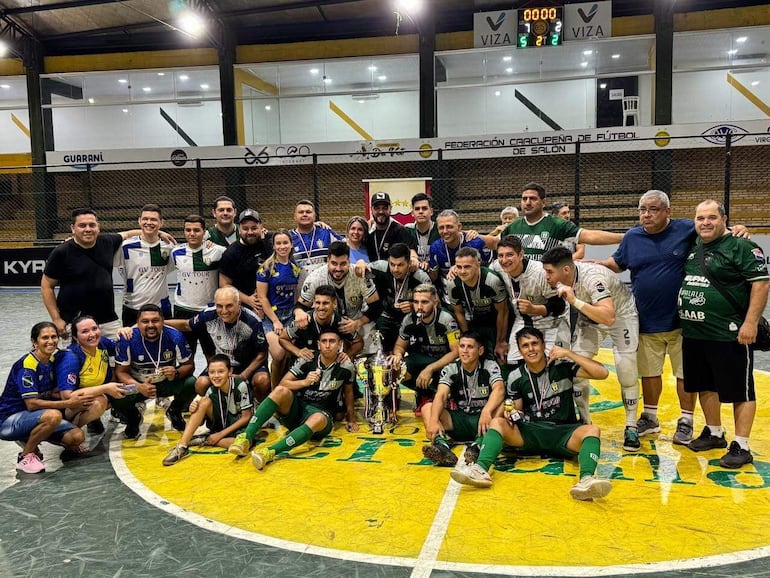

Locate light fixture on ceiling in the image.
[352,93,379,101]
[157,72,165,76]
[323,77,332,84]
[599,83,607,89]
[88,97,95,104]
[580,62,588,67]
[611,54,620,59]
[0,84,10,89]
[310,68,320,75]
[395,0,423,14]
[503,56,512,62]
[583,50,593,56]
[378,75,387,81]
[505,67,513,73]
[0,41,8,58]
[494,90,501,97]
[368,65,378,72]
[122,108,128,113]
[752,80,760,86]
[265,105,271,111]
[142,87,151,92]
[178,11,206,38]
[736,36,748,43]
[179,74,189,81]
[358,100,365,104]
[200,83,209,90]
[727,49,738,55]
[118,78,128,84]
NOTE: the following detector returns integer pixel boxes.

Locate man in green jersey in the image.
[678,200,769,468]
[450,327,612,501]
[422,332,505,466]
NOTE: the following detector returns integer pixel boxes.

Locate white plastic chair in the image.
[622,96,640,126]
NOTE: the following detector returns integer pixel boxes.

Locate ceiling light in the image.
[368,65,377,72]
[583,50,593,56]
[265,105,271,111]
[118,78,128,84]
[505,67,513,73]
[122,108,128,113]
[752,80,760,86]
[727,49,738,55]
[310,68,319,75]
[580,62,588,67]
[599,83,607,89]
[358,100,365,104]
[200,83,209,90]
[178,11,206,37]
[611,54,620,59]
[503,56,512,62]
[0,84,9,89]
[395,0,424,14]
[142,87,151,92]
[88,98,95,104]
[494,90,501,97]
[157,72,165,76]
[179,74,189,81]
[0,41,8,58]
[378,75,387,81]
[736,36,748,43]
[323,77,332,84]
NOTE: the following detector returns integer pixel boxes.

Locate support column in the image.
[652,0,674,195]
[418,6,436,139]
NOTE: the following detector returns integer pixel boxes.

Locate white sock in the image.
[707,425,724,437]
[734,436,750,451]
[643,405,658,418]
[680,410,694,424]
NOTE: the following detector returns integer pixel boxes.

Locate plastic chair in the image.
[622,96,640,126]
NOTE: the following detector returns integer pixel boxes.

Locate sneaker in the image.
[635,412,660,436]
[15,443,43,461]
[166,408,186,432]
[86,419,105,435]
[251,447,276,470]
[162,445,190,466]
[623,427,641,452]
[719,441,753,469]
[464,443,480,465]
[422,443,458,467]
[689,426,727,452]
[188,434,210,447]
[570,475,612,501]
[124,422,141,440]
[228,433,250,456]
[450,462,493,488]
[16,452,45,474]
[157,396,171,410]
[672,418,694,445]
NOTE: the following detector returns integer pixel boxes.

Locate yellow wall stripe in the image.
[675,5,770,32]
[10,113,30,138]
[727,72,770,117]
[329,100,373,140]
[44,48,218,73]
[0,59,24,76]
[0,152,32,173]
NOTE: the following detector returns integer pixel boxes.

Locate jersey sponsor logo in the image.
[67,373,77,386]
[21,375,34,389]
[689,295,706,306]
[595,282,606,293]
[681,310,706,321]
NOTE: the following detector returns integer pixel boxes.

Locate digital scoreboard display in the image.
[517,7,563,48]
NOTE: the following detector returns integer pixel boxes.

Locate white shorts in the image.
[637,330,683,379]
[573,316,639,357]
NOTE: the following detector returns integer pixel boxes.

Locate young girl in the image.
[257,229,301,387]
[162,354,253,466]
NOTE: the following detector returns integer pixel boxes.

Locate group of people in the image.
[0,184,765,502]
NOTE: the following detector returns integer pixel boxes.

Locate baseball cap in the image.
[238,209,261,223]
[371,192,391,206]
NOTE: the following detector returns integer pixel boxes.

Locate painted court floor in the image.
[1,291,770,578]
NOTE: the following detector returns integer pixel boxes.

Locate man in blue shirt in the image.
[429,210,490,296]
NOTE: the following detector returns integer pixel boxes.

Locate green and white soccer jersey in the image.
[369,260,431,318]
[289,354,356,413]
[300,266,375,320]
[205,377,253,431]
[204,226,237,247]
[502,215,581,261]
[679,235,769,341]
[115,236,173,310]
[507,361,579,423]
[446,267,507,325]
[439,359,502,414]
[172,243,225,311]
[573,262,637,329]
[491,258,570,363]
[398,309,460,358]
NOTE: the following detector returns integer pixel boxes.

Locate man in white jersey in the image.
[491,235,570,365]
[541,246,641,452]
[115,204,174,326]
[171,215,225,353]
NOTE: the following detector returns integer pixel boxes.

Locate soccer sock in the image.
[734,436,750,451]
[243,398,278,441]
[269,424,313,454]
[578,436,601,479]
[707,424,724,437]
[643,405,658,418]
[477,429,504,472]
[434,434,450,448]
[622,386,639,428]
[680,409,694,424]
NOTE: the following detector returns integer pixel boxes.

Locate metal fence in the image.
[1,132,768,245]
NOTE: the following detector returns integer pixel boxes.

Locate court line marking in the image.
[109,368,770,576]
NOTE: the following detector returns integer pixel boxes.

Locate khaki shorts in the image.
[637,330,683,379]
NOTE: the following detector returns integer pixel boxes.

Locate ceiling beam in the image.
[1,0,127,16]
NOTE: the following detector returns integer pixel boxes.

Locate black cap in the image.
[371,192,391,206]
[238,209,261,223]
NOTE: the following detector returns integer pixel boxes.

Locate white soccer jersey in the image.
[300,266,375,320]
[115,236,174,310]
[171,243,226,311]
[573,262,637,329]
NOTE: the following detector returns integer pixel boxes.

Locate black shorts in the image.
[682,337,755,403]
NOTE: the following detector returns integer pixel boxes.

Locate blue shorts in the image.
[262,308,294,334]
[0,410,77,443]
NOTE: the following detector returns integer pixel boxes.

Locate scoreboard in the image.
[517,7,563,48]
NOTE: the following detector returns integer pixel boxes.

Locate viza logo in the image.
[578,3,599,23]
[486,12,505,31]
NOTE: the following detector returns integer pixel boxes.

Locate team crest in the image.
[551,382,559,392]
[596,282,606,293]
[479,386,489,396]
[164,350,173,361]
[138,355,145,361]
[21,375,33,389]
[752,248,765,262]
[316,240,324,248]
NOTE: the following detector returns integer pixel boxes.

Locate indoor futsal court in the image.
[1,290,769,578]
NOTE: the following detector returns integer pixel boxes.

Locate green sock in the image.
[477,429,503,471]
[269,424,313,454]
[243,398,278,441]
[578,436,601,479]
[434,434,450,448]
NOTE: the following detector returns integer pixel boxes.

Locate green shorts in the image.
[280,397,333,439]
[447,410,480,442]
[403,353,441,392]
[516,421,580,458]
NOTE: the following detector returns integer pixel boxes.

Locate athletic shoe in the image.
[570,475,612,501]
[672,418,694,445]
[16,452,45,474]
[688,426,727,452]
[464,443,480,465]
[422,443,458,467]
[166,408,186,432]
[228,433,250,456]
[188,434,210,447]
[450,462,493,488]
[719,441,753,469]
[251,447,276,470]
[15,443,43,460]
[156,396,171,410]
[162,445,190,466]
[635,412,661,436]
[86,419,105,435]
[124,422,141,440]
[623,427,641,452]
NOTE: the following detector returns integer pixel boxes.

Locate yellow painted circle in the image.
[655,130,671,147]
[419,143,434,158]
[117,350,770,571]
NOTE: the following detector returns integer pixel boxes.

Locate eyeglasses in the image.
[638,206,663,214]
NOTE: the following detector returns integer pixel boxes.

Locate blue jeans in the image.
[0,410,77,443]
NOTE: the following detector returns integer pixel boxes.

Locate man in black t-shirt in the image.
[41,208,125,339]
[366,192,418,265]
[219,209,272,313]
